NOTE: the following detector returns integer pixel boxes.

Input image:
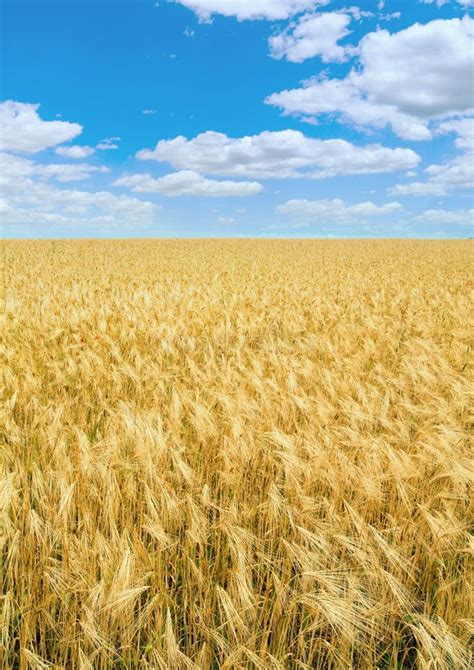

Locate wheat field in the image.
[1,239,473,670]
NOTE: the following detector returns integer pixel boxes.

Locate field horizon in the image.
[3,236,473,242]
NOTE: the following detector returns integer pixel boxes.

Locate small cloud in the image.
[184,28,195,37]
[97,136,121,150]
[169,53,176,59]
[55,145,96,159]
[143,109,158,115]
[347,7,374,20]
[218,216,235,224]
[380,12,401,20]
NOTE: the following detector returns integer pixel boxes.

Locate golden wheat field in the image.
[1,239,473,670]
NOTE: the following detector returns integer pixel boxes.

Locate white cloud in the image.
[389,153,473,195]
[277,197,403,223]
[1,175,157,234]
[55,145,96,159]
[380,12,401,20]
[2,195,157,231]
[172,0,326,22]
[345,7,374,20]
[0,152,108,183]
[389,117,474,196]
[266,16,474,140]
[96,137,121,150]
[412,208,474,227]
[137,129,419,179]
[269,12,354,63]
[35,163,109,182]
[421,0,474,7]
[436,117,474,151]
[389,181,446,197]
[218,216,236,224]
[114,170,263,196]
[0,151,157,232]
[0,100,82,153]
[143,109,158,115]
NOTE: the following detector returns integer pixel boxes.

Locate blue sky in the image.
[1,0,473,237]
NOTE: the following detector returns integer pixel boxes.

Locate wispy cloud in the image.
[96,136,121,150]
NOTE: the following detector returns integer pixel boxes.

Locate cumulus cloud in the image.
[266,16,474,140]
[388,182,446,197]
[436,117,474,151]
[277,197,403,223]
[269,12,354,63]
[1,177,157,233]
[0,151,157,232]
[389,154,473,195]
[0,100,82,153]
[172,0,326,22]
[0,152,108,183]
[412,208,474,227]
[114,170,263,196]
[389,117,474,195]
[55,145,96,159]
[1,192,157,230]
[136,129,419,179]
